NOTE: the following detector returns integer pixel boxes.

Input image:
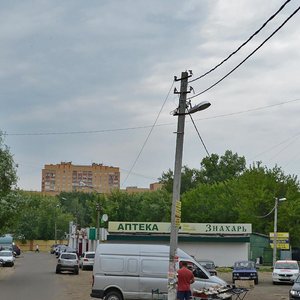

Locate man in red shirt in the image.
[177,261,195,300]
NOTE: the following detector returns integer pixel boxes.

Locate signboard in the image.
[108,222,252,234]
[89,228,96,240]
[269,232,289,250]
[175,201,181,228]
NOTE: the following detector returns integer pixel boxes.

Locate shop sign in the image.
[108,222,252,234]
[269,232,289,249]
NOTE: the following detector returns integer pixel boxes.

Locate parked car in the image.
[290,274,300,299]
[56,252,79,274]
[79,251,95,270]
[55,245,68,257]
[232,260,258,284]
[0,250,15,267]
[50,244,59,254]
[273,260,300,285]
[197,260,217,276]
[63,246,78,255]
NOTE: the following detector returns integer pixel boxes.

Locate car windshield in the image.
[234,261,255,269]
[275,262,298,269]
[86,253,95,258]
[0,251,12,257]
[199,262,214,269]
[61,253,77,259]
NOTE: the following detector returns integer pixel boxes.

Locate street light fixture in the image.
[273,197,287,267]
[168,71,211,300]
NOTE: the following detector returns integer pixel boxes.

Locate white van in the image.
[90,243,227,300]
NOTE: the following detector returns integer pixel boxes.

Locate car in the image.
[50,244,59,254]
[79,251,95,270]
[56,252,79,274]
[197,260,218,276]
[55,244,68,257]
[232,260,258,284]
[0,250,15,267]
[273,260,300,285]
[290,274,300,299]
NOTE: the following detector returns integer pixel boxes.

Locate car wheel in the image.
[82,265,86,271]
[74,267,79,275]
[105,290,122,300]
[254,278,258,284]
[273,281,277,285]
[56,268,60,274]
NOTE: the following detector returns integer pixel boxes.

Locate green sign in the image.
[89,228,96,240]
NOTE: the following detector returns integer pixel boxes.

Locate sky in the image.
[1,0,300,192]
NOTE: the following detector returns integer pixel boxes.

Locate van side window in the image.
[141,259,168,275]
[128,258,138,273]
[101,257,124,272]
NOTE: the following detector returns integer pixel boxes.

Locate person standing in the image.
[35,244,39,253]
[177,261,195,300]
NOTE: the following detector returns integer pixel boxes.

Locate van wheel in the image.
[105,290,122,300]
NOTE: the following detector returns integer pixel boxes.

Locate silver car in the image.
[0,250,15,267]
[56,252,79,275]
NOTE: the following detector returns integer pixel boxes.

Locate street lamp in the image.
[273,197,287,267]
[168,71,211,300]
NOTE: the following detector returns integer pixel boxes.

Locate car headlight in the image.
[290,290,300,296]
[273,272,278,276]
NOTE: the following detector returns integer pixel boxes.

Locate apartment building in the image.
[41,162,120,195]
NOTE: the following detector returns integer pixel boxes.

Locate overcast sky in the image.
[1,0,299,191]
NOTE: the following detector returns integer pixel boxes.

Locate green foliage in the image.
[0,133,19,234]
[0,134,18,197]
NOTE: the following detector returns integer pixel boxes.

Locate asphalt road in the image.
[0,252,72,300]
[0,252,294,300]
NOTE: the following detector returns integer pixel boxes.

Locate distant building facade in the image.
[41,162,120,195]
[125,182,163,194]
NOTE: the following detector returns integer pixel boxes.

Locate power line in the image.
[189,0,292,83]
[188,5,300,100]
[4,98,299,137]
[121,80,175,187]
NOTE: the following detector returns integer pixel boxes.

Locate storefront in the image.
[107,222,252,267]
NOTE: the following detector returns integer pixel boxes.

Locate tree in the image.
[0,134,18,197]
[159,166,201,195]
[0,133,19,234]
[199,150,246,184]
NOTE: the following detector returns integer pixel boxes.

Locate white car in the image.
[272,260,299,284]
[0,250,15,267]
[79,251,95,270]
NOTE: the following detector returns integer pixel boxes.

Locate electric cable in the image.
[256,205,275,218]
[121,80,175,187]
[188,112,239,203]
[188,5,300,100]
[189,0,292,83]
[4,98,299,137]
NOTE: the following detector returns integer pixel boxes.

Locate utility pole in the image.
[168,71,190,300]
[273,197,278,267]
[96,203,101,245]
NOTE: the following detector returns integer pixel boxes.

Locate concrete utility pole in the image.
[273,197,278,267]
[273,197,287,267]
[168,71,189,300]
[96,203,101,245]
